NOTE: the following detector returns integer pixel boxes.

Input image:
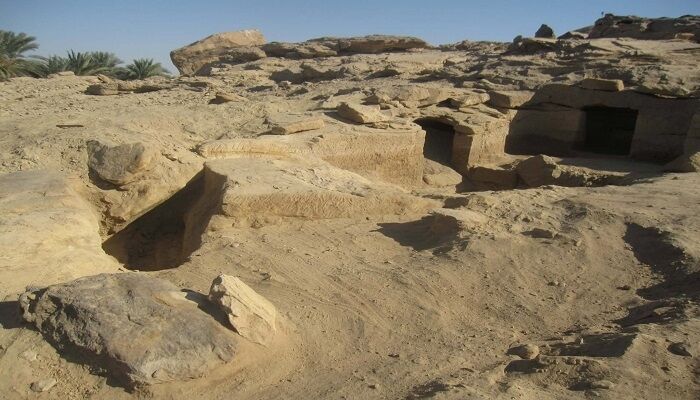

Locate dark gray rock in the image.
[20,273,237,388]
[535,24,556,39]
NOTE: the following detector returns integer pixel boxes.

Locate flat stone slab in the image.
[188,157,437,228]
[20,273,238,388]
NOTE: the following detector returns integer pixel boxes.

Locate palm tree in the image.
[0,30,42,79]
[121,58,170,80]
[64,50,123,76]
[36,55,69,76]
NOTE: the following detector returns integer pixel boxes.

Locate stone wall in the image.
[507,83,699,162]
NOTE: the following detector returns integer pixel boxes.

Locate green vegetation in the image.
[121,58,170,80]
[0,31,42,79]
[0,30,170,81]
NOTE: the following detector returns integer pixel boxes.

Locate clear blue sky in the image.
[2,0,699,73]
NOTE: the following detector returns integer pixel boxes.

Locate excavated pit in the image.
[415,118,455,167]
[102,172,205,271]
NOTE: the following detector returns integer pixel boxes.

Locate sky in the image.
[2,0,699,73]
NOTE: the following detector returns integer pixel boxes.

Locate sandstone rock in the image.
[337,102,391,124]
[589,14,700,41]
[365,86,449,108]
[171,30,266,75]
[558,31,587,40]
[516,155,561,187]
[535,24,556,39]
[319,35,429,54]
[524,227,557,239]
[664,152,700,173]
[85,83,119,96]
[209,274,277,345]
[580,78,624,92]
[30,379,57,392]
[450,92,490,109]
[422,159,462,187]
[220,46,267,64]
[515,155,561,187]
[210,92,246,104]
[507,37,558,54]
[20,273,238,387]
[487,90,534,109]
[87,140,156,185]
[270,117,325,135]
[182,157,437,233]
[262,42,337,59]
[466,166,518,190]
[507,343,540,359]
[589,380,615,390]
[0,170,120,296]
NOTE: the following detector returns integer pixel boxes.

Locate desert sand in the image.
[0,14,699,400]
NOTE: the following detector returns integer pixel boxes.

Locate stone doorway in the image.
[415,118,455,167]
[583,106,638,155]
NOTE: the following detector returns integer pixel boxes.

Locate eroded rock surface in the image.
[20,273,238,388]
[0,170,119,295]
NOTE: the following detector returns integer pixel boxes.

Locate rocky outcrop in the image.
[20,273,238,388]
[365,85,449,108]
[262,42,337,59]
[170,29,266,75]
[309,35,429,54]
[209,274,278,345]
[588,14,700,41]
[0,171,120,296]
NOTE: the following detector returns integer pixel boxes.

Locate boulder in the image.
[580,78,624,92]
[515,154,561,187]
[170,30,266,75]
[209,275,277,345]
[87,140,157,185]
[507,344,540,359]
[535,24,556,39]
[487,90,534,109]
[337,102,391,124]
[466,166,518,190]
[422,159,462,187]
[20,273,238,388]
[507,37,558,54]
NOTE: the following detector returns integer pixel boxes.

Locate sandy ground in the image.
[0,45,698,399]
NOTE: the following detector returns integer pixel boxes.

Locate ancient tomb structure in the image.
[506,82,700,163]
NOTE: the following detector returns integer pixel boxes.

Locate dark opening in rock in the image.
[102,172,205,271]
[583,106,638,155]
[415,118,455,167]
